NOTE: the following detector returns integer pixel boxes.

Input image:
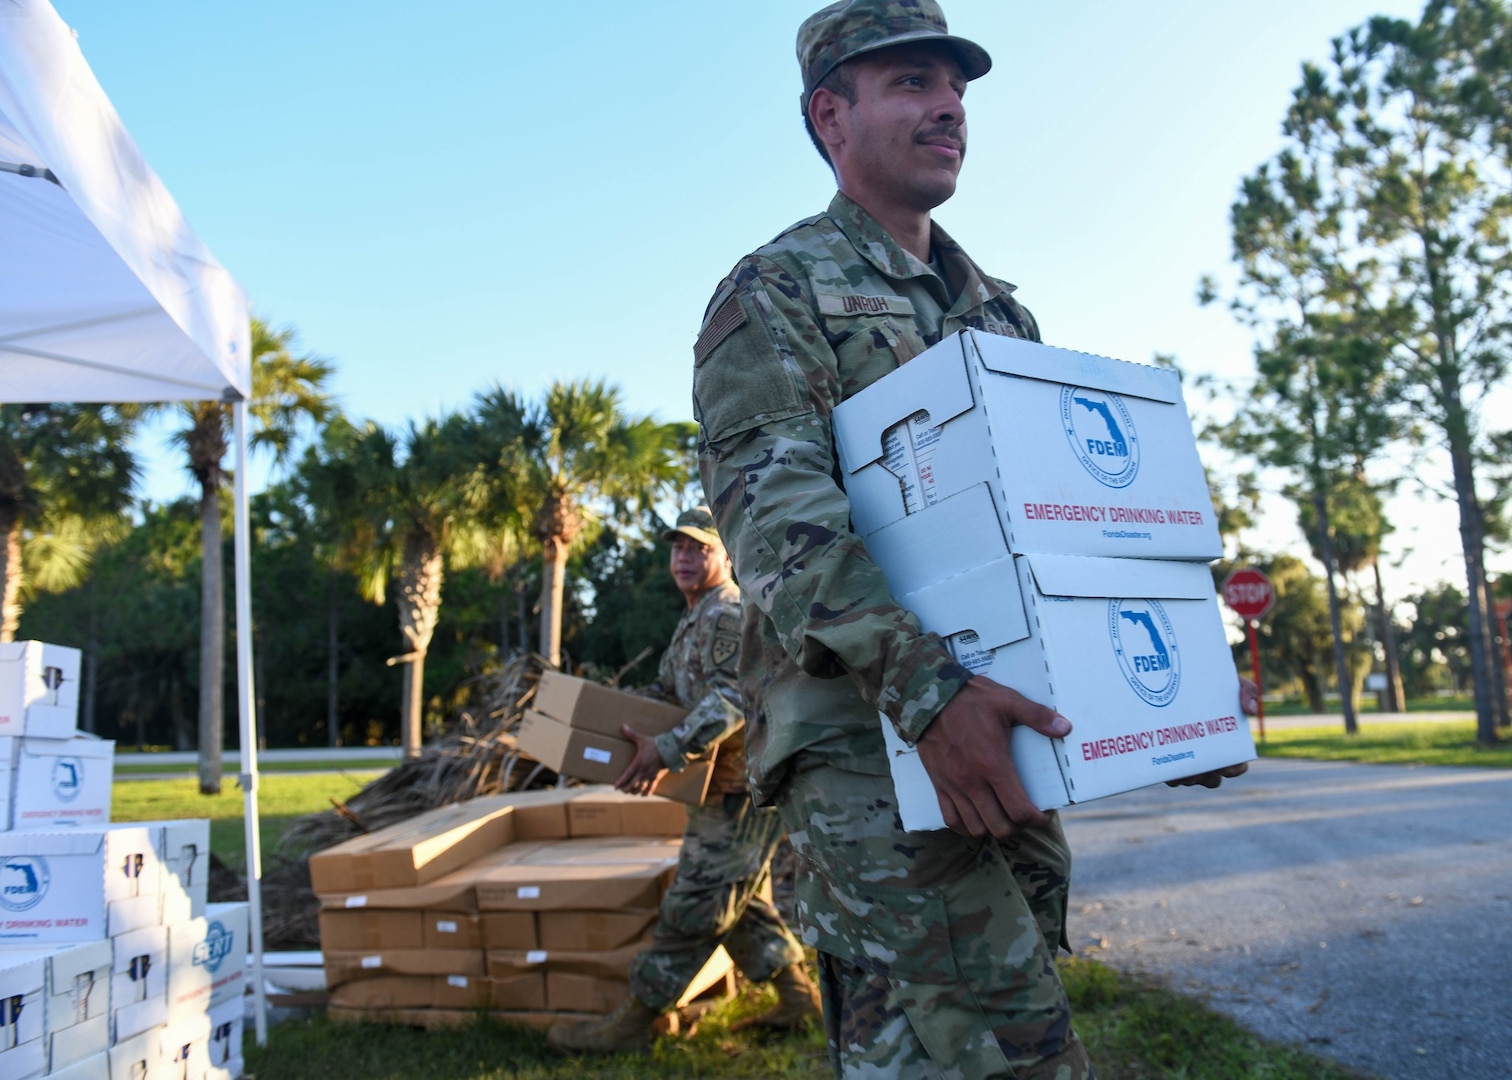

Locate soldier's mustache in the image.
[916,124,965,155]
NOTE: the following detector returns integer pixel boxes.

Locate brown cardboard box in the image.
[430,973,495,1010]
[309,795,519,894]
[516,710,634,785]
[650,760,714,806]
[318,864,480,914]
[324,948,484,988]
[566,789,688,838]
[489,972,549,1011]
[480,911,537,950]
[489,788,574,840]
[318,910,425,952]
[471,838,680,911]
[534,671,687,739]
[423,912,482,950]
[486,941,648,980]
[546,973,628,1014]
[538,911,658,952]
[329,976,434,1009]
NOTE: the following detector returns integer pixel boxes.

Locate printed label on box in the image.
[582,747,612,764]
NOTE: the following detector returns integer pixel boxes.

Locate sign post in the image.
[1221,568,1275,740]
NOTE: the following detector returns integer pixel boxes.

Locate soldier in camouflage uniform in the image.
[692,2,1248,1076]
[546,507,818,1055]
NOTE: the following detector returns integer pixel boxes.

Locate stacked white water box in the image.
[0,641,246,1079]
[832,330,1256,827]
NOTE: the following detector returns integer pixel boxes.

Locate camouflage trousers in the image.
[777,759,1095,1080]
[628,791,805,1012]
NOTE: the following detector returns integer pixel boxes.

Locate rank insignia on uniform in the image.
[712,635,738,665]
[694,296,748,365]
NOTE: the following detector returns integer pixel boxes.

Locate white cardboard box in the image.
[42,1050,109,1080]
[160,1007,211,1080]
[865,484,1254,823]
[112,924,169,1043]
[206,997,242,1075]
[0,736,13,831]
[0,826,159,944]
[0,642,82,740]
[833,330,1223,560]
[200,903,248,1010]
[165,917,214,1018]
[0,940,112,1073]
[108,1025,163,1080]
[0,950,46,1079]
[119,820,209,925]
[9,734,114,831]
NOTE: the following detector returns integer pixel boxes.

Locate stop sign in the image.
[1222,567,1275,621]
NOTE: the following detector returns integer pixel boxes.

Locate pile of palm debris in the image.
[233,649,795,950]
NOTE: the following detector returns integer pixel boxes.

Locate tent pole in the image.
[232,396,269,1046]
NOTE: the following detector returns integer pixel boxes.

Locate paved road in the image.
[1061,758,1512,1080]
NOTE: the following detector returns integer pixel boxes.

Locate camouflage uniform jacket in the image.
[641,580,748,796]
[693,191,1040,804]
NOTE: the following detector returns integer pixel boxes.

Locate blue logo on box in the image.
[193,920,235,974]
[0,856,49,912]
[1109,600,1181,707]
[1061,386,1139,488]
[51,756,83,802]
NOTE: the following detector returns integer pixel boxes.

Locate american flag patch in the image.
[694,296,748,365]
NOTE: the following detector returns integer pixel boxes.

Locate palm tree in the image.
[0,404,138,640]
[306,415,489,757]
[471,380,684,668]
[176,319,331,794]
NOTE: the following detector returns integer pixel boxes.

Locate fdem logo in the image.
[51,756,83,803]
[1108,600,1181,707]
[0,856,49,912]
[193,920,235,974]
[1061,386,1139,489]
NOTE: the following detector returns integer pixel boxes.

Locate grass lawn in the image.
[111,771,384,867]
[246,957,1366,1079]
[1257,720,1512,768]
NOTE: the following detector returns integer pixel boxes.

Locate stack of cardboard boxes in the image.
[832,331,1256,826]
[515,672,714,805]
[0,640,248,1079]
[312,787,733,1027]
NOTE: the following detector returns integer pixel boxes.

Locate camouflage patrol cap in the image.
[798,0,992,112]
[662,506,721,548]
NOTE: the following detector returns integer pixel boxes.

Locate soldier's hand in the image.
[915,677,1071,840]
[1166,678,1257,790]
[615,725,668,797]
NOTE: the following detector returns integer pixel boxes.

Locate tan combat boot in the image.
[545,994,660,1055]
[731,962,822,1033]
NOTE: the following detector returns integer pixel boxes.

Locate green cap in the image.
[662,506,721,548]
[797,0,992,113]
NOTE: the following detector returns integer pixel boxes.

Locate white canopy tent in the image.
[1,0,268,1044]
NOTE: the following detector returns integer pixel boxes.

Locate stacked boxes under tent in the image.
[310,787,735,1027]
[0,640,246,1079]
[831,331,1257,828]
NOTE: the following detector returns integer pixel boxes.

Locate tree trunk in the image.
[1299,668,1325,713]
[327,574,342,748]
[538,536,569,668]
[0,505,22,643]
[83,578,98,734]
[401,652,426,758]
[1445,440,1500,745]
[1479,572,1509,729]
[197,477,225,795]
[395,535,444,759]
[1371,557,1405,713]
[1313,487,1358,734]
[516,571,528,657]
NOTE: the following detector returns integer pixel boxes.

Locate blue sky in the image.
[53,0,1499,598]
